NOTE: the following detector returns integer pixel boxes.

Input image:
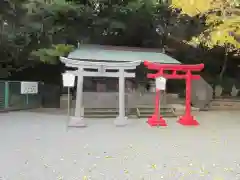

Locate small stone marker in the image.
[231,84,238,97]
[215,85,223,97]
[191,78,213,109]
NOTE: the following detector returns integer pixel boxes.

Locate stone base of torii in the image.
[67,113,129,127]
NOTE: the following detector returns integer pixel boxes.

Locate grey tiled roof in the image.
[67,45,180,64]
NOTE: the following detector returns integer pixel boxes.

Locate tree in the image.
[0,0,31,78]
[171,0,240,83]
[0,0,213,81]
[31,44,75,63]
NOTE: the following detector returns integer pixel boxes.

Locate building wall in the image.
[83,77,136,92]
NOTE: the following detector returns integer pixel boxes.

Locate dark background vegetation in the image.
[0,0,239,89]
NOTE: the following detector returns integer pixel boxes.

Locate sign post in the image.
[156,77,166,121]
[147,76,167,126]
[62,72,76,121]
[20,82,38,106]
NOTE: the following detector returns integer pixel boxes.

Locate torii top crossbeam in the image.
[144,61,204,71]
[61,57,141,69]
[144,60,204,79]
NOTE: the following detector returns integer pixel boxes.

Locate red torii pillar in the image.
[144,61,204,126]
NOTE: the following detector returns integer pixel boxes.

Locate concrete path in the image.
[0,111,240,180]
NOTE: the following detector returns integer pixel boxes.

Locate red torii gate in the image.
[144,61,204,126]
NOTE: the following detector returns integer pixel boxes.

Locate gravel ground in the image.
[1,111,240,180]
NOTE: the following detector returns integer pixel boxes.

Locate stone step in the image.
[137,112,175,118]
[171,104,199,116]
[60,93,181,109]
[82,104,200,118]
[84,114,118,118]
[31,104,199,118]
[84,108,121,118]
[84,108,119,113]
[84,108,120,118]
[34,103,200,118]
[136,107,175,117]
[209,99,240,110]
[83,107,175,118]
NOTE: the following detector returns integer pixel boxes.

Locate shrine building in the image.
[60,44,212,127]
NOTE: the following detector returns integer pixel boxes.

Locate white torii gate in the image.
[60,57,141,127]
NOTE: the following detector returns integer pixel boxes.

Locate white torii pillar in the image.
[115,67,127,125]
[60,57,140,127]
[72,67,85,126]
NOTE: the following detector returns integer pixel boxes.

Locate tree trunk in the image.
[219,47,228,83]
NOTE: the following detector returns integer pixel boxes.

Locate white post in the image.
[114,68,128,126]
[119,68,125,118]
[68,68,86,127]
[75,68,83,117]
[67,87,70,117]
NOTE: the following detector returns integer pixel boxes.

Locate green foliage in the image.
[0,0,191,68]
[31,44,75,64]
[0,0,239,82]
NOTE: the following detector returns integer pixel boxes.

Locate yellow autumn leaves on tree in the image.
[171,0,240,53]
[171,0,213,16]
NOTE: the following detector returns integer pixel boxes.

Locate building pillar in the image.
[69,68,86,127]
[114,68,128,126]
